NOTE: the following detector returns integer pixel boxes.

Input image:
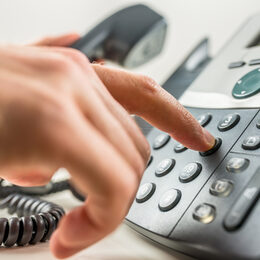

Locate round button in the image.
[242,135,260,150]
[158,189,181,211]
[232,68,260,99]
[152,134,170,149]
[197,113,212,127]
[136,183,156,203]
[217,113,240,131]
[179,162,202,183]
[174,142,187,153]
[193,203,215,224]
[226,157,249,173]
[210,179,233,197]
[199,137,222,157]
[155,159,175,177]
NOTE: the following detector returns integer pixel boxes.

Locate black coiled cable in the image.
[0,193,65,247]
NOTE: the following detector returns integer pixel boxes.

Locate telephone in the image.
[0,4,167,248]
[126,14,260,260]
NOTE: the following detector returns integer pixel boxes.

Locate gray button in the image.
[224,186,260,230]
[158,189,181,211]
[218,113,240,131]
[226,157,249,173]
[136,183,155,203]
[174,142,187,153]
[210,179,233,197]
[242,135,260,150]
[155,158,175,177]
[152,134,170,149]
[249,59,260,66]
[193,203,215,224]
[199,137,222,157]
[179,162,202,183]
[197,113,212,127]
[228,61,245,69]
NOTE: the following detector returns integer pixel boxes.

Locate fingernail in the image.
[203,128,216,149]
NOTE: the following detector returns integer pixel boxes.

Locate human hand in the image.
[0,34,215,258]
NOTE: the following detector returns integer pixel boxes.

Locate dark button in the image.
[158,189,181,211]
[199,137,222,157]
[153,134,170,149]
[256,119,260,129]
[174,142,187,153]
[228,61,245,69]
[224,186,260,230]
[179,162,202,183]
[226,157,249,173]
[210,179,233,197]
[136,183,156,203]
[248,59,260,66]
[242,135,260,150]
[224,167,260,230]
[155,159,175,177]
[218,113,240,131]
[193,203,215,224]
[146,155,153,168]
[197,113,212,127]
[232,68,260,99]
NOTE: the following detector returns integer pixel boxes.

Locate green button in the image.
[232,68,260,99]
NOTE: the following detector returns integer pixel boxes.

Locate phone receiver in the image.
[70,4,167,68]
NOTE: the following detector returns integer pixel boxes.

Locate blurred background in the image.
[0,0,259,85]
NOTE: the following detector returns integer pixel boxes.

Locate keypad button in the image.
[210,179,233,197]
[197,113,212,127]
[158,189,181,212]
[193,203,215,224]
[226,157,249,173]
[136,183,156,203]
[256,119,260,129]
[179,162,202,183]
[242,135,260,150]
[174,142,187,153]
[155,159,175,177]
[199,137,222,157]
[146,155,153,168]
[224,186,260,230]
[217,113,240,131]
[152,134,170,149]
[228,61,245,69]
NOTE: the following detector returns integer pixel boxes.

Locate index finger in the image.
[92,65,215,151]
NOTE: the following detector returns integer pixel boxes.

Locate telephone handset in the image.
[0,4,167,248]
[126,14,260,260]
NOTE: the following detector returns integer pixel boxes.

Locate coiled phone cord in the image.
[0,193,65,247]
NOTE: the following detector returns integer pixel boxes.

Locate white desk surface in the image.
[0,0,260,259]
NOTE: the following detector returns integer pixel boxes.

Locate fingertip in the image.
[50,231,84,259]
[202,128,216,151]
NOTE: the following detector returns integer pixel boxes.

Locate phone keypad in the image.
[127,108,260,255]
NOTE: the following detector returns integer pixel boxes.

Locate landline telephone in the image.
[1,4,259,260]
[126,13,260,260]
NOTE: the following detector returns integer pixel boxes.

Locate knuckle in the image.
[138,75,161,96]
[47,53,74,73]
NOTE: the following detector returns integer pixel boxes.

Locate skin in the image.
[0,33,215,258]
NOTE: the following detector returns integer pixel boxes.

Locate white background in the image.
[0,0,260,84]
[0,1,260,259]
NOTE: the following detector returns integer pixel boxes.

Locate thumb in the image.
[29,33,80,47]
